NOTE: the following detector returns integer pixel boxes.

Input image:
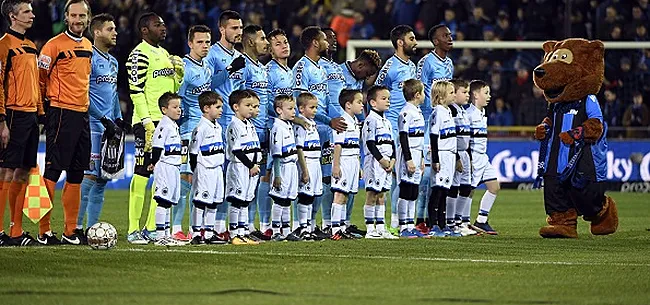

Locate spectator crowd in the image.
[2,0,648,136]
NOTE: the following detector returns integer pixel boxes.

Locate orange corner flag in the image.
[22,166,52,223]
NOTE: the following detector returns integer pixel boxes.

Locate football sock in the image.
[0,181,6,233]
[364,204,375,232]
[477,191,497,223]
[229,206,241,236]
[345,194,355,225]
[155,206,167,239]
[407,200,416,230]
[460,196,472,223]
[172,179,191,230]
[398,198,408,231]
[9,181,27,237]
[321,183,332,227]
[446,195,456,228]
[128,174,148,233]
[340,203,347,231]
[271,203,282,235]
[191,205,203,237]
[257,181,271,226]
[238,206,248,237]
[375,204,386,232]
[77,177,95,228]
[87,179,107,227]
[165,208,171,238]
[390,182,400,229]
[204,208,216,239]
[61,182,81,236]
[145,182,158,232]
[39,178,57,236]
[298,203,310,229]
[330,202,343,235]
[281,206,291,236]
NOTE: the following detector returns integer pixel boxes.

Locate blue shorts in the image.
[317,125,333,178]
[84,129,103,176]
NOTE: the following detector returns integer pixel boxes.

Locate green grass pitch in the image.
[1,190,649,305]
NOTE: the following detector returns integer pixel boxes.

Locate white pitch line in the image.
[117,247,650,267]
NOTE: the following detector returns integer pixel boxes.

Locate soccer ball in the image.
[87,222,118,250]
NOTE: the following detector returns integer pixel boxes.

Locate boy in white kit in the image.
[362,86,398,240]
[448,79,478,236]
[268,95,302,242]
[427,81,458,237]
[395,79,428,238]
[188,92,227,245]
[330,89,364,240]
[151,93,185,246]
[226,89,262,245]
[466,80,500,235]
[293,93,322,241]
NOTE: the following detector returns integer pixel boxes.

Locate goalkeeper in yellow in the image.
[126,12,183,244]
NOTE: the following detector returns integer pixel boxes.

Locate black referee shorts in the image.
[0,109,39,169]
[45,106,90,172]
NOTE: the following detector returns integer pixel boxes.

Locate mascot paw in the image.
[534,117,552,140]
[539,209,578,238]
[588,195,618,235]
[559,131,575,145]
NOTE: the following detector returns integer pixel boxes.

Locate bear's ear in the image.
[542,40,557,54]
[588,40,605,54]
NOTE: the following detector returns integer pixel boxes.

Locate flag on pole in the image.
[22,166,52,223]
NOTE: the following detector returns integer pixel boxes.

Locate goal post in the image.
[346,40,650,61]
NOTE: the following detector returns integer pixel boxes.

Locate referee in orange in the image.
[37,0,93,245]
[0,0,43,247]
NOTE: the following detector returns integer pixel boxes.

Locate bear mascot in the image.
[532,38,618,238]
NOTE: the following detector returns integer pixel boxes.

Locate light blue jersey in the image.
[89,46,121,130]
[292,56,331,127]
[374,54,416,131]
[417,50,454,121]
[179,55,212,137]
[266,58,293,127]
[242,53,270,135]
[206,42,244,129]
[416,51,454,165]
[340,61,363,90]
[86,46,121,177]
[319,57,345,117]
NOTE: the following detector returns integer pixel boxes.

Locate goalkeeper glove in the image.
[142,118,156,152]
[227,56,245,74]
[100,116,120,139]
[169,55,184,79]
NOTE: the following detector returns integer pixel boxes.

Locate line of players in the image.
[0,1,500,246]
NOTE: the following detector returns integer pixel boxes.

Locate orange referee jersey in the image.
[38,30,92,113]
[0,29,43,116]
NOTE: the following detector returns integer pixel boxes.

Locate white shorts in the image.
[431,150,456,190]
[192,164,224,205]
[363,156,391,192]
[332,155,359,194]
[226,161,260,202]
[153,162,181,205]
[471,152,498,188]
[396,147,423,185]
[453,150,471,186]
[298,158,323,197]
[270,161,299,200]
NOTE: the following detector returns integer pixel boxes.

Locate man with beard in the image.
[37,0,93,245]
[415,24,456,235]
[205,10,245,239]
[0,0,42,246]
[238,24,272,242]
[292,26,347,240]
[173,25,214,242]
[125,12,183,244]
[374,24,417,237]
[76,14,125,233]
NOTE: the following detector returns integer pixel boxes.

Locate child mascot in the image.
[532,38,618,238]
